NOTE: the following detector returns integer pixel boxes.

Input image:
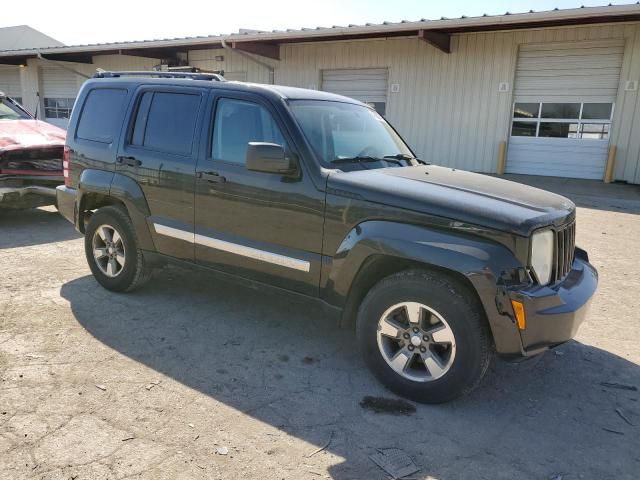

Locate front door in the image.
[194,93,324,296]
[117,86,207,261]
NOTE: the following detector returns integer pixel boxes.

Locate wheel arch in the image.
[77,169,155,251]
[324,220,525,356]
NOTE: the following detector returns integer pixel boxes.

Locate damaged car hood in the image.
[0,119,66,151]
[0,120,66,176]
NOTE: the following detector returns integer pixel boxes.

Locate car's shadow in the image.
[0,207,81,249]
[60,268,640,479]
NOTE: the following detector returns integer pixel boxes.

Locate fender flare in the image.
[324,220,525,356]
[78,169,155,251]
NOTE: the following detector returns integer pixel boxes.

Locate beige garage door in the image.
[507,39,624,179]
[40,66,80,129]
[321,68,388,114]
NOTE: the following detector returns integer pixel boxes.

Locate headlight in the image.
[530,229,554,285]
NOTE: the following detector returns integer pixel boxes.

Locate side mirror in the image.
[246,142,295,174]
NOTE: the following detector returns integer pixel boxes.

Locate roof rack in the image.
[93,70,226,81]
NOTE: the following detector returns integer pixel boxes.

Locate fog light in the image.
[511,300,526,330]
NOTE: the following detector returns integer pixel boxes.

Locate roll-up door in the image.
[41,66,79,129]
[0,66,22,104]
[506,39,624,179]
[321,68,388,114]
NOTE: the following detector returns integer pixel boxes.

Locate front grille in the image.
[554,221,576,282]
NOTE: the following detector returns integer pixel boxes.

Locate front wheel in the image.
[356,270,492,403]
[84,205,150,292]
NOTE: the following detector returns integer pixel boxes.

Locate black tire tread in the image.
[356,269,493,403]
[85,205,151,292]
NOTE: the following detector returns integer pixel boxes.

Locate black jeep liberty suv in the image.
[57,71,598,403]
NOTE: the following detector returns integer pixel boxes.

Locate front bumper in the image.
[509,248,598,356]
[55,185,77,226]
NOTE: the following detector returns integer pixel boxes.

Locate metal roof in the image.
[1,3,640,61]
[0,25,64,51]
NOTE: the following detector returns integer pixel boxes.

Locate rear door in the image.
[193,92,324,296]
[117,85,207,262]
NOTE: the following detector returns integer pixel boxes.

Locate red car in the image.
[0,93,65,209]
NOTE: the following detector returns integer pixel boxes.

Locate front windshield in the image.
[289,100,414,167]
[0,98,30,120]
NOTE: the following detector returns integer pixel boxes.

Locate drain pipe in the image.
[220,39,275,84]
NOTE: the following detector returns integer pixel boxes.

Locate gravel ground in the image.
[1,187,639,480]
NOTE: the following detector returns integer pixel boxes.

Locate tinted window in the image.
[131,92,153,146]
[582,103,613,120]
[513,103,539,119]
[539,122,579,138]
[541,103,581,119]
[77,89,127,143]
[511,121,537,137]
[142,92,201,155]
[212,98,286,165]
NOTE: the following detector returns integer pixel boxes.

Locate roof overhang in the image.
[0,4,639,65]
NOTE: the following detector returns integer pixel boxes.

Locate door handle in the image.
[197,171,226,183]
[117,156,142,167]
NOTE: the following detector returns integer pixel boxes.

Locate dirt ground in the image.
[1,182,639,480]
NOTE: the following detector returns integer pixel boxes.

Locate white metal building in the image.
[2,5,640,183]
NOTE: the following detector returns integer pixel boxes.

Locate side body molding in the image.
[78,169,155,251]
[323,221,525,356]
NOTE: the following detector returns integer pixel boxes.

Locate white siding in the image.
[188,48,273,84]
[611,24,640,184]
[0,66,22,100]
[223,71,248,82]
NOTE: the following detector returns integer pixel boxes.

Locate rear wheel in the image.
[356,270,492,403]
[84,205,150,292]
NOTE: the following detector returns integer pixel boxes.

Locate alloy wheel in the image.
[92,224,126,278]
[376,302,456,382]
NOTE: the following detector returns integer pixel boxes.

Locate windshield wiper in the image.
[384,153,429,165]
[330,156,403,166]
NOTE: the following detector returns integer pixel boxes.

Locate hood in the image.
[327,165,575,236]
[0,119,66,152]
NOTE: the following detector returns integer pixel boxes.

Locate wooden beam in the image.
[231,41,280,60]
[418,30,451,54]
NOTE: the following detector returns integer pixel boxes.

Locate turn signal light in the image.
[511,300,526,330]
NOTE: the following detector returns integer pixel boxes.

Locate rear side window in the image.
[132,92,201,156]
[76,88,127,143]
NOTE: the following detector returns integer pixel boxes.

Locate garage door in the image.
[506,39,624,179]
[41,66,79,129]
[0,66,22,104]
[321,68,388,114]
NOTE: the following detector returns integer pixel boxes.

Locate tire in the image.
[84,205,150,292]
[356,269,492,404]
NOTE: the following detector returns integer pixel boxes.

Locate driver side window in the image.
[212,98,286,165]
